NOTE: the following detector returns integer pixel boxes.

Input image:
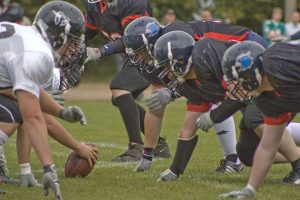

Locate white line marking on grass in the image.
[85,142,128,150]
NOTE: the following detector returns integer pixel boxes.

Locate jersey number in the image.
[0,24,15,39]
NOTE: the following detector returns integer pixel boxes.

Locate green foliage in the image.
[2,100,300,200]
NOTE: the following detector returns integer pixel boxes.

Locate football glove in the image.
[218,186,256,199]
[21,173,42,187]
[145,88,174,112]
[86,47,102,61]
[157,169,178,182]
[59,106,87,126]
[196,111,215,132]
[41,165,62,200]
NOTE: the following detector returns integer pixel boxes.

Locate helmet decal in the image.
[236,52,253,72]
[145,21,160,38]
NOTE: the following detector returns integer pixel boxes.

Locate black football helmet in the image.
[33,1,85,69]
[222,41,265,100]
[153,30,195,82]
[123,16,162,73]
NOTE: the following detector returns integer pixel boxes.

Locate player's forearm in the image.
[210,98,245,123]
[39,88,64,117]
[99,38,126,56]
[44,113,81,152]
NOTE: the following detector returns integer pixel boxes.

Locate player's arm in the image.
[196,97,245,132]
[210,97,245,123]
[39,88,87,125]
[44,113,98,167]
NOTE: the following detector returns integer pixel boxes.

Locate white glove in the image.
[86,47,102,61]
[59,106,87,125]
[41,165,62,200]
[145,88,174,112]
[21,173,42,187]
[219,186,256,199]
[196,111,215,132]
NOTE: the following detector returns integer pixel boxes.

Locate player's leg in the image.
[210,104,243,173]
[16,125,41,187]
[135,85,171,172]
[110,60,149,162]
[0,95,21,184]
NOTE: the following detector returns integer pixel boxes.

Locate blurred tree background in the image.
[13,0,298,83]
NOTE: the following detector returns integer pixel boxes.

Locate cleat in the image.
[157,169,178,182]
[154,137,171,158]
[135,158,152,172]
[215,155,244,173]
[283,168,300,184]
[111,143,143,162]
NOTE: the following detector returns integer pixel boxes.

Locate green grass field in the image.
[2,100,300,200]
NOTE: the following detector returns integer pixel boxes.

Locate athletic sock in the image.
[137,104,146,134]
[143,147,154,161]
[114,94,143,144]
[170,135,198,176]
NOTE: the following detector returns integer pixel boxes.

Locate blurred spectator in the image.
[200,9,213,21]
[162,8,176,25]
[0,0,31,25]
[262,7,286,45]
[0,0,23,23]
[285,11,300,44]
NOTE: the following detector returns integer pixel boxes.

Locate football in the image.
[64,144,96,178]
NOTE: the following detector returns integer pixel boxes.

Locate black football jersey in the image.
[188,21,251,41]
[0,4,24,23]
[255,42,300,120]
[162,20,251,42]
[84,0,152,40]
[192,38,235,103]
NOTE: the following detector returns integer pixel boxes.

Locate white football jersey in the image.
[0,22,54,98]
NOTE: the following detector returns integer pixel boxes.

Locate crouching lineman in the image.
[197,95,300,181]
[219,41,300,198]
[148,31,267,181]
[0,1,90,199]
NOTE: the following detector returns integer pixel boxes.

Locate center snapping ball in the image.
[64,144,96,178]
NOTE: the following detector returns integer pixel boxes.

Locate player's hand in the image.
[196,111,214,132]
[75,143,98,168]
[157,169,178,182]
[59,106,87,126]
[86,47,102,61]
[21,173,42,187]
[41,166,62,200]
[145,88,174,112]
[218,186,256,199]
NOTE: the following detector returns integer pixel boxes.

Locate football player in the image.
[0,1,88,199]
[150,31,267,181]
[197,94,300,173]
[122,17,267,173]
[219,41,300,198]
[83,0,170,162]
